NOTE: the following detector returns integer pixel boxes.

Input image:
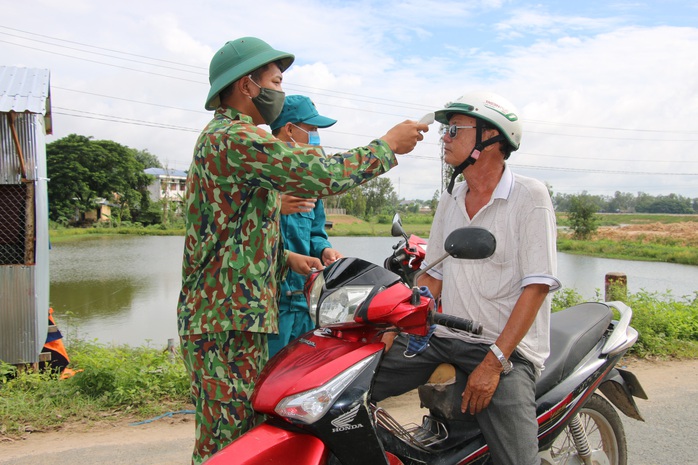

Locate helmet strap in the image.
[446,121,506,194]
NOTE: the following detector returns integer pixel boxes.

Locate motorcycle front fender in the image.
[205,422,328,465]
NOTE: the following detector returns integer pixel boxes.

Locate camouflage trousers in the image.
[180,330,268,465]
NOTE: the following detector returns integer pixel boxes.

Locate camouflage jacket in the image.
[177,106,397,336]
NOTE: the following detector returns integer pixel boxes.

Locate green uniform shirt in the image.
[177,106,397,336]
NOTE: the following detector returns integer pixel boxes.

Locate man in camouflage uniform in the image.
[177,36,428,464]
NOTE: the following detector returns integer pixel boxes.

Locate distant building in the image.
[81,198,114,223]
[144,167,187,203]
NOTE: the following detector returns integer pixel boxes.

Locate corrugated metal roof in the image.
[144,167,188,178]
[0,66,52,133]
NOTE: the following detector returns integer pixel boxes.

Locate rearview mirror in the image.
[390,213,409,242]
[410,227,496,287]
[444,227,496,260]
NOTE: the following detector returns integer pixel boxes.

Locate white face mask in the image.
[291,124,321,146]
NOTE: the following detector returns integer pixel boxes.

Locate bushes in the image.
[67,341,189,406]
[551,287,698,358]
[626,291,698,357]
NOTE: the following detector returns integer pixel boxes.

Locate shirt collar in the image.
[493,164,514,200]
[216,105,254,124]
[454,163,514,201]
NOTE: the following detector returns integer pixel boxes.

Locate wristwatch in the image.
[489,343,513,375]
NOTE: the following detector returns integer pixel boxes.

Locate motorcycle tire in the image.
[541,393,628,465]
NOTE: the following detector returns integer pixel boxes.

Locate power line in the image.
[53,108,201,132]
[51,104,698,176]
[0,25,203,69]
[0,39,206,84]
[4,25,696,137]
[0,30,206,75]
[54,86,208,114]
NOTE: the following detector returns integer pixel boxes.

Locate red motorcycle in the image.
[206,216,646,465]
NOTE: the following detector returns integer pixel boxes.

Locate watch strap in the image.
[489,343,513,375]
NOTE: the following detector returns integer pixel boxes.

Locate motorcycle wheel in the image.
[541,393,628,465]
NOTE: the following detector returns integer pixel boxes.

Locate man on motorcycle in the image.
[373,91,560,465]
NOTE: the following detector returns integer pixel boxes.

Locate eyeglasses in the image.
[442,125,477,138]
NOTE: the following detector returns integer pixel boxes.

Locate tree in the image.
[552,192,572,212]
[429,189,440,216]
[47,134,153,224]
[361,177,398,216]
[568,194,599,240]
[635,193,693,214]
[133,149,162,169]
[339,187,366,217]
[92,140,152,224]
[606,191,636,213]
[46,134,99,221]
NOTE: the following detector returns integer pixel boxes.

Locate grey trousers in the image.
[372,334,539,465]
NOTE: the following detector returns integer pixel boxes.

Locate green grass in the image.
[49,224,184,243]
[0,341,190,438]
[557,238,698,265]
[326,219,432,237]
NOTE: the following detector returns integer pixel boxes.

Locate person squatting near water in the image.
[176,37,428,465]
[372,91,560,465]
[267,95,344,358]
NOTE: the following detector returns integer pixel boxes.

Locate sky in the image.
[2,0,697,201]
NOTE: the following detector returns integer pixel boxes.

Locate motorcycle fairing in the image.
[204,422,328,465]
[253,335,384,414]
[307,354,392,465]
[356,284,433,336]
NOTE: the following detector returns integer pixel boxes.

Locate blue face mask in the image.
[292,124,322,146]
[307,131,321,146]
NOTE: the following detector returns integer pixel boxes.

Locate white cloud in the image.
[2,1,697,200]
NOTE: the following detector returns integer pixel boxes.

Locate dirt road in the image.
[1,358,696,465]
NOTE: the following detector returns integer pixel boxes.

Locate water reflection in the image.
[51,278,141,318]
[50,235,183,346]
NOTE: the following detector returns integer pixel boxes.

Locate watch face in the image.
[502,362,513,375]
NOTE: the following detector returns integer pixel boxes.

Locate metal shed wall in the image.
[0,66,50,364]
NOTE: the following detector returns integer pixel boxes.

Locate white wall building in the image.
[144,167,187,203]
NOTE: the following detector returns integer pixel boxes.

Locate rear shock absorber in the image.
[568,414,593,465]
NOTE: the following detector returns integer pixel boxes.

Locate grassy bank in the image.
[556,237,698,265]
[1,288,696,439]
[0,341,190,438]
[49,214,698,265]
[49,224,184,243]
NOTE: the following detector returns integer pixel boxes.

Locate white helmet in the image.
[434,91,522,150]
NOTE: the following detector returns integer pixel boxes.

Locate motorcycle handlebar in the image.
[431,313,483,335]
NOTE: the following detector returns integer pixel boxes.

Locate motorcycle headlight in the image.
[310,284,374,326]
[307,270,325,324]
[274,353,378,424]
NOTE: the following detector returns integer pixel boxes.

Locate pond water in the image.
[49,235,698,347]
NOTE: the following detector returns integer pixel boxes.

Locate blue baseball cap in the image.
[270,95,337,131]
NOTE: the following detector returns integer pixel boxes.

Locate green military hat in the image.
[205,37,295,111]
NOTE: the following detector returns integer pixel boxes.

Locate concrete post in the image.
[605,272,627,301]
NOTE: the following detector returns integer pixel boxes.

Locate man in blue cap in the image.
[268,95,344,357]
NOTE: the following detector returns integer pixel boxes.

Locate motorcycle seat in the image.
[536,302,613,396]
